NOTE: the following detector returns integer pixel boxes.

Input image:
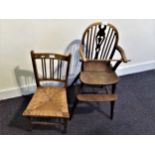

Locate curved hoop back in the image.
[81,22,119,60]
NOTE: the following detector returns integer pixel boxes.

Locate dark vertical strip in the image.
[104,29,113,60]
[101,29,110,59]
[86,31,89,58]
[65,54,71,87]
[57,59,61,80]
[41,58,45,79]
[60,60,62,80]
[89,28,93,59]
[57,60,59,79]
[51,59,54,79]
[44,58,47,79]
[53,59,54,79]
[105,32,115,59]
[85,34,88,58]
[91,26,97,60]
[109,34,117,59]
[31,51,40,87]
[101,27,111,59]
[58,59,60,79]
[50,58,52,79]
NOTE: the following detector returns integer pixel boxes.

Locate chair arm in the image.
[116,45,130,63]
[81,59,122,62]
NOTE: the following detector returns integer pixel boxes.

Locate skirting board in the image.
[0,60,155,100]
[0,85,36,101]
[117,60,155,76]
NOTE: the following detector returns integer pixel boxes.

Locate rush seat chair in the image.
[23,51,71,133]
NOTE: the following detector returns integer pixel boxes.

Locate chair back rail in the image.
[81,22,119,60]
[31,51,71,87]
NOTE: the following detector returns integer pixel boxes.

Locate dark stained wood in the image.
[103,28,113,59]
[91,26,97,59]
[71,22,129,121]
[101,27,111,59]
[83,61,111,72]
[31,51,71,87]
[80,70,119,85]
[81,22,119,60]
[77,93,118,102]
[105,32,115,59]
[31,51,40,87]
[110,101,115,120]
[50,58,54,79]
[23,51,71,133]
[32,121,64,126]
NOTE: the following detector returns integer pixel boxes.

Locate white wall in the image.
[0,19,155,99]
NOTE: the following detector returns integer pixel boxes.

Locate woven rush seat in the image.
[22,51,71,133]
[77,93,118,102]
[23,87,69,118]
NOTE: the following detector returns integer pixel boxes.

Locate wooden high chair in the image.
[71,22,129,120]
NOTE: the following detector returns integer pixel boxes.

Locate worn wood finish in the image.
[31,121,64,126]
[77,94,118,102]
[110,84,116,119]
[80,22,129,70]
[81,61,119,85]
[116,45,130,63]
[81,22,119,61]
[23,51,71,133]
[71,22,129,120]
[80,71,119,85]
[83,61,113,72]
[31,51,71,87]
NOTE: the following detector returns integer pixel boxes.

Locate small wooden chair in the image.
[23,51,71,133]
[71,22,129,120]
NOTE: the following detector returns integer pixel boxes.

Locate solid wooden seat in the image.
[77,93,118,102]
[80,71,119,85]
[81,61,119,85]
[83,61,112,72]
[23,87,69,118]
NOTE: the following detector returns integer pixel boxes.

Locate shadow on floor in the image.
[8,95,32,131]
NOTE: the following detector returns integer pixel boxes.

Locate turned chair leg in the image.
[27,117,32,131]
[110,101,115,120]
[70,99,78,120]
[80,83,84,92]
[62,118,68,134]
[112,84,116,94]
[110,84,116,120]
[70,82,83,120]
